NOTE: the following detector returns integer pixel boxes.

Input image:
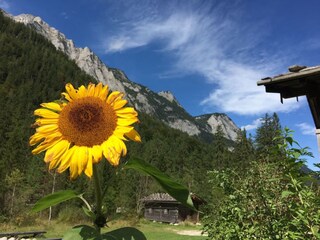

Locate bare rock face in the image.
[158,91,182,107]
[12,14,122,93]
[168,119,201,136]
[206,114,239,141]
[195,114,240,141]
[8,11,240,142]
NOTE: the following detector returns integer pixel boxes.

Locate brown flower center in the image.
[58,96,117,147]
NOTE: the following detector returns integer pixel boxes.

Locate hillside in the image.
[5,10,240,142]
[0,10,238,218]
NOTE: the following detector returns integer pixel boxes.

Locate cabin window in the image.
[148,208,152,214]
[164,209,168,214]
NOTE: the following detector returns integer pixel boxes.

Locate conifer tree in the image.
[231,129,255,171]
[212,125,231,169]
[255,113,282,157]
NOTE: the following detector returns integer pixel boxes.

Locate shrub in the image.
[202,128,320,239]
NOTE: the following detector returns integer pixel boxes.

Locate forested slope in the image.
[0,11,237,220]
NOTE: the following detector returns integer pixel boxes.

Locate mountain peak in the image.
[6,10,240,142]
[158,91,182,107]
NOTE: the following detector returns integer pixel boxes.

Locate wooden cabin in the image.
[141,193,205,224]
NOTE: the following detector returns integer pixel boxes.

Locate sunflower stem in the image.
[92,163,103,233]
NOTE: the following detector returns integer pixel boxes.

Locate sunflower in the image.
[30,82,141,179]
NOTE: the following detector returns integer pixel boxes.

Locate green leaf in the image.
[63,225,101,240]
[124,157,196,210]
[281,190,293,198]
[32,190,80,212]
[102,227,147,240]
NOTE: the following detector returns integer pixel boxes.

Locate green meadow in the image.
[0,220,207,240]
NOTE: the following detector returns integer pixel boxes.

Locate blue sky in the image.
[2,0,320,168]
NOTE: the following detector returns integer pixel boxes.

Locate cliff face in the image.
[10,11,240,142]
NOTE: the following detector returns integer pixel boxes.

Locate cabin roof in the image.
[141,192,207,205]
[257,65,320,99]
[141,193,177,203]
[257,65,320,129]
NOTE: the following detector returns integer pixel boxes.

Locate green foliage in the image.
[255,113,282,156]
[124,157,195,210]
[202,128,320,239]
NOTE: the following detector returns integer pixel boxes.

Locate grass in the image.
[135,222,207,240]
[0,219,208,240]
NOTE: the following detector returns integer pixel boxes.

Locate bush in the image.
[202,128,320,239]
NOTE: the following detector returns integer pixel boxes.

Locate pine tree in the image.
[211,125,232,169]
[231,129,255,171]
[255,113,282,157]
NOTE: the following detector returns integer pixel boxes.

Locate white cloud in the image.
[296,123,316,136]
[241,118,263,131]
[0,0,9,10]
[104,12,197,52]
[101,1,301,115]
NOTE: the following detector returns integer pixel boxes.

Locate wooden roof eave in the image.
[257,65,320,143]
[257,66,320,87]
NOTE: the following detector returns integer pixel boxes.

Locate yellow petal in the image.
[77,85,87,97]
[98,84,109,100]
[29,133,44,146]
[62,92,72,102]
[117,118,139,126]
[93,82,103,97]
[57,147,75,173]
[125,129,141,142]
[69,150,80,179]
[65,83,78,100]
[102,141,120,166]
[116,138,127,156]
[91,145,103,163]
[113,99,128,110]
[84,156,93,178]
[44,140,70,163]
[36,124,59,134]
[107,91,122,104]
[114,126,134,134]
[115,107,138,117]
[32,138,60,154]
[40,102,63,112]
[87,83,96,96]
[32,143,50,155]
[112,131,127,140]
[36,118,59,126]
[34,108,59,118]
[78,147,89,175]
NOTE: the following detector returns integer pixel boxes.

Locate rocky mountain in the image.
[6,10,240,142]
[195,114,240,141]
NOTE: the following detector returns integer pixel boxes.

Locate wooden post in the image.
[316,129,320,151]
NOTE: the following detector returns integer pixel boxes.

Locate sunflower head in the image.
[30,82,141,179]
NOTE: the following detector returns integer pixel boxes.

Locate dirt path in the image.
[175,229,206,236]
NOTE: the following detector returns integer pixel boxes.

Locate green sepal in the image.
[82,206,96,219]
[124,157,196,210]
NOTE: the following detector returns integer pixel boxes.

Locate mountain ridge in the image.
[6,10,240,142]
